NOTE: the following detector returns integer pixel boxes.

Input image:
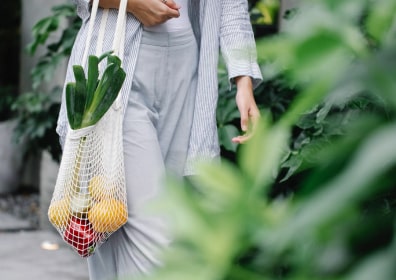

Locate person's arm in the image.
[231,75,260,144]
[220,0,262,143]
[97,0,180,26]
[220,0,262,88]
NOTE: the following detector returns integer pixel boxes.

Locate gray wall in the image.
[0,120,24,194]
[20,0,67,228]
[19,0,68,93]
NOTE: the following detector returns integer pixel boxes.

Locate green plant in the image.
[249,0,281,37]
[0,85,17,121]
[27,4,81,89]
[66,53,126,130]
[134,0,396,279]
[13,4,81,161]
[12,89,62,162]
[220,0,392,184]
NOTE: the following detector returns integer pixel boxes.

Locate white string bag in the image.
[48,0,128,258]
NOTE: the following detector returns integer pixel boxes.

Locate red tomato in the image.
[64,216,96,257]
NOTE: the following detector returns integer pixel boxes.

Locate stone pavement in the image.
[0,212,89,280]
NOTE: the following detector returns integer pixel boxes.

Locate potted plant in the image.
[12,3,81,228]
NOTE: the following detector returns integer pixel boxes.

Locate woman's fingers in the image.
[232,133,252,144]
[232,108,260,144]
[128,0,180,26]
[240,108,249,132]
[165,7,180,19]
[160,0,180,19]
[234,76,260,144]
[162,0,181,10]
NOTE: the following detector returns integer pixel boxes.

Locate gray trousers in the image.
[87,28,198,280]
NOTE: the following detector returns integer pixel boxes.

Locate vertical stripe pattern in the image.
[57,0,263,175]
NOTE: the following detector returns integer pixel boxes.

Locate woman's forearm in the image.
[96,0,119,10]
[96,0,135,14]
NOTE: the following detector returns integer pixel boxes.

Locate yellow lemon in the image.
[48,199,70,229]
[88,199,127,233]
[88,175,116,201]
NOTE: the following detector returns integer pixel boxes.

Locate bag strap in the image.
[112,0,128,58]
[81,0,128,110]
[95,9,109,58]
[82,0,128,65]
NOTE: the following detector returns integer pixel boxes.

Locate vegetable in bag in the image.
[66,52,126,130]
[49,52,128,257]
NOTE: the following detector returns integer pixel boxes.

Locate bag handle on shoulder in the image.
[82,0,128,64]
[112,0,128,58]
[82,0,128,109]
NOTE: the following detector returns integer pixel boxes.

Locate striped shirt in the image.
[57,0,263,175]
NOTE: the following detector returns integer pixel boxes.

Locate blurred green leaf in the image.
[239,117,290,193]
[264,124,396,251]
[27,17,59,54]
[138,1,396,279]
[195,161,246,208]
[347,248,395,280]
[365,0,396,45]
[218,125,239,152]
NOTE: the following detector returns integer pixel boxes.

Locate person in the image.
[56,0,262,279]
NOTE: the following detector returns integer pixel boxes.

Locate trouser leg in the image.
[88,108,170,280]
[87,28,198,280]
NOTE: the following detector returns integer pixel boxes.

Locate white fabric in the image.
[144,0,191,32]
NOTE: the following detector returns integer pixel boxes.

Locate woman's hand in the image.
[232,76,260,144]
[127,0,180,26]
[96,0,180,26]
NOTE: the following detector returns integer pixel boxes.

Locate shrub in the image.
[138,1,396,279]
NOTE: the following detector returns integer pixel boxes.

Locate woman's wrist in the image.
[95,0,122,10]
[235,76,253,93]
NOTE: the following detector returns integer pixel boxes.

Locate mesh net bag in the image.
[48,0,128,258]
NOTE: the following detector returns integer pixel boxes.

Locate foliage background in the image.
[11,4,81,161]
[138,0,396,280]
[8,0,396,279]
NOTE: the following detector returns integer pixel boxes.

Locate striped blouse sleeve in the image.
[220,0,262,88]
[72,0,91,21]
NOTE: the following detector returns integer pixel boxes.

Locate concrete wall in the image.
[19,0,68,94]
[20,0,68,228]
[0,120,24,194]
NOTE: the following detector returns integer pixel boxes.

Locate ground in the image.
[0,189,40,229]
